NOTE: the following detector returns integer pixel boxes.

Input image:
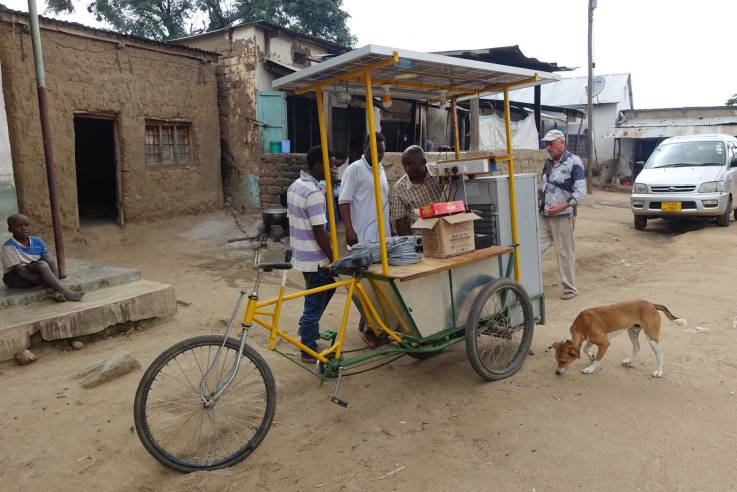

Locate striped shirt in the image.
[1,236,48,273]
[287,170,329,272]
[390,170,444,224]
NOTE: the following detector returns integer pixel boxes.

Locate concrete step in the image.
[0,263,141,310]
[0,279,177,361]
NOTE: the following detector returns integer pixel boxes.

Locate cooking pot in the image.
[262,208,289,232]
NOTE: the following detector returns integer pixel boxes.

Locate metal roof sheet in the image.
[272,44,560,101]
[483,73,632,106]
[617,116,737,128]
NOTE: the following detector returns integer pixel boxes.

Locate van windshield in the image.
[645,141,726,169]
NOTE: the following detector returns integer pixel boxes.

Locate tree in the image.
[46,0,357,45]
[232,0,356,47]
[47,0,193,40]
[727,94,737,106]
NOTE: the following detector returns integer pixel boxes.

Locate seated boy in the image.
[2,214,84,302]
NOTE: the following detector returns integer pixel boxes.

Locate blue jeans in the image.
[299,268,335,354]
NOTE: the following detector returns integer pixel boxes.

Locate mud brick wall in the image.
[210,37,262,212]
[382,149,548,185]
[260,153,306,208]
[0,14,222,232]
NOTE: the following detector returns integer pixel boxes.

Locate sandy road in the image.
[2,189,737,491]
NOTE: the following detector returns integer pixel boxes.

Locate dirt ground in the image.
[3,189,737,491]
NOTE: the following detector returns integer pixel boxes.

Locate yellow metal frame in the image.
[244,276,402,362]
[248,50,541,361]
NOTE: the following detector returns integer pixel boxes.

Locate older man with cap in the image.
[538,129,586,300]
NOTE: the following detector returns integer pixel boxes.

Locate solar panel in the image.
[272,44,560,101]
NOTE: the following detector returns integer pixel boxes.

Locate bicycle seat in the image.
[330,250,374,274]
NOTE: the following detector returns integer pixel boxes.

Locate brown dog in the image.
[550,300,686,378]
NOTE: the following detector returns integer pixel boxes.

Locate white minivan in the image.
[631,134,737,230]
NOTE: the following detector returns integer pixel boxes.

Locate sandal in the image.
[560,291,577,300]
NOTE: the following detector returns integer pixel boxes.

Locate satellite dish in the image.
[587,76,606,97]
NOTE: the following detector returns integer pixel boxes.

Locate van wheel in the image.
[716,199,731,227]
[634,215,647,230]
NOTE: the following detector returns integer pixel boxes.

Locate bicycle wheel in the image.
[465,278,534,381]
[134,335,276,472]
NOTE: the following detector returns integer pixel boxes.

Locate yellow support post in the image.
[503,87,521,282]
[315,87,339,259]
[363,69,389,274]
[451,98,461,159]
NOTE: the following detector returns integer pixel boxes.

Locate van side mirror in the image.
[731,157,737,168]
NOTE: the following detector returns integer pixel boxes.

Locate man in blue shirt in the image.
[538,129,586,300]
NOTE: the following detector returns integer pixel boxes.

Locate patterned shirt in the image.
[390,170,444,225]
[287,171,328,272]
[1,236,48,273]
[540,151,586,217]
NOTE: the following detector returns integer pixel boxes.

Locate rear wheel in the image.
[634,215,647,230]
[716,199,731,227]
[465,279,534,381]
[134,336,276,472]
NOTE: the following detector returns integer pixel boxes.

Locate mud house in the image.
[171,21,351,211]
[0,6,222,232]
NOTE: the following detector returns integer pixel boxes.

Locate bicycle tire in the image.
[134,335,276,472]
[465,278,534,381]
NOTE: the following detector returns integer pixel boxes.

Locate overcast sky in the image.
[5,0,736,108]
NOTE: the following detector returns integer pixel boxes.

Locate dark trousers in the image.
[299,269,335,354]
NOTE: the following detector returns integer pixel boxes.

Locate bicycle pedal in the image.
[330,396,348,408]
[319,330,337,341]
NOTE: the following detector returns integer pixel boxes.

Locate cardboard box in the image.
[412,212,480,258]
[418,200,466,219]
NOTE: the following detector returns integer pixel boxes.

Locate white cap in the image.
[542,129,565,142]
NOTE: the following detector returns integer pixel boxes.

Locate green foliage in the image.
[45,0,356,45]
[233,0,356,46]
[47,0,193,40]
[727,94,737,106]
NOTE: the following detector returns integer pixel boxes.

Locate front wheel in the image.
[134,336,276,472]
[716,199,731,227]
[634,215,647,230]
[465,279,534,381]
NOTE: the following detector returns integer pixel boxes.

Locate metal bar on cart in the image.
[295,53,399,95]
[363,69,389,274]
[451,98,461,159]
[503,87,521,282]
[315,86,339,259]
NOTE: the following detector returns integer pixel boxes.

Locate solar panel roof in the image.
[272,44,560,101]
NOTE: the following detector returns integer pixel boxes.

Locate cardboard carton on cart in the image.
[411,212,480,259]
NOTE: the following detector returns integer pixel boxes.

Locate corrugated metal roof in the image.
[611,125,737,139]
[617,116,737,128]
[483,73,632,106]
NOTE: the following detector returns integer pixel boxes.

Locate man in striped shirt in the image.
[287,146,336,362]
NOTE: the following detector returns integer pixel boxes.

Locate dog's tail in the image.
[654,304,687,327]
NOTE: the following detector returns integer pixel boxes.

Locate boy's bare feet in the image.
[64,291,85,302]
[49,292,66,302]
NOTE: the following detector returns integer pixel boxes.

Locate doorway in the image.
[74,116,120,224]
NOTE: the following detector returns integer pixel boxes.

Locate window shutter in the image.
[257,91,288,154]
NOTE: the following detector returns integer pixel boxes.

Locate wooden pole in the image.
[28,0,66,277]
[586,0,595,194]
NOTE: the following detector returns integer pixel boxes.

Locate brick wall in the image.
[260,153,306,208]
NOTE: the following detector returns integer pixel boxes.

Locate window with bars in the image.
[145,122,192,165]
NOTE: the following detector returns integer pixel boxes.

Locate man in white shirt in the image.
[338,133,393,246]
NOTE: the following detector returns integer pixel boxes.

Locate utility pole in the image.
[28,0,66,277]
[586,0,595,194]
